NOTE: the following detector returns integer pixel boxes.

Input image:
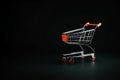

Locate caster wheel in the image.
[69,58,75,64]
[92,57,96,61]
[61,57,67,62]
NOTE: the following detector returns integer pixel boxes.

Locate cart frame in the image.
[61,22,102,64]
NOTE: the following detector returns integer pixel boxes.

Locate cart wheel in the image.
[61,57,67,62]
[69,58,75,64]
[81,56,85,59]
[92,57,96,61]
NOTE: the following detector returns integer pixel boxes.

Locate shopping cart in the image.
[61,22,102,64]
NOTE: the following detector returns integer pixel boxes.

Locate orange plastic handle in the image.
[85,22,102,27]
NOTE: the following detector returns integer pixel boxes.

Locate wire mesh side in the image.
[65,29,95,45]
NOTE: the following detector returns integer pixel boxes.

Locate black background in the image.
[3,1,120,80]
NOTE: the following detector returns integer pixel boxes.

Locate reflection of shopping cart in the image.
[61,22,102,64]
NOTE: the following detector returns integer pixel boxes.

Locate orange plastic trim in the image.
[62,34,68,42]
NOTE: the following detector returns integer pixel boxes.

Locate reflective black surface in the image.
[2,53,120,80]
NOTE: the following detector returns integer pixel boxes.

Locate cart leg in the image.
[81,51,85,58]
[79,45,85,59]
[91,54,96,61]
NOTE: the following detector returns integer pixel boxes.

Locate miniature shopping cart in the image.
[61,22,102,64]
